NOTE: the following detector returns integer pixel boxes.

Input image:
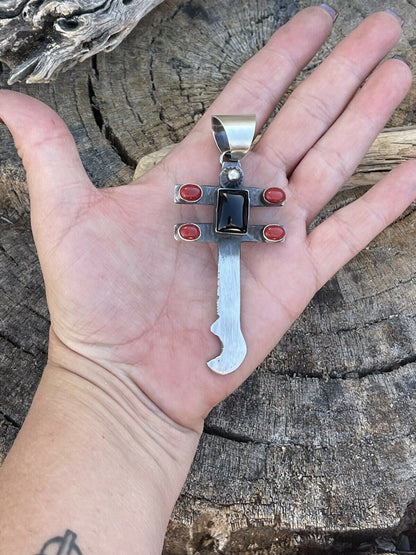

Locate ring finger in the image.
[290,56,413,225]
[251,10,404,185]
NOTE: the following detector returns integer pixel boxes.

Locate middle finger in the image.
[252,10,404,183]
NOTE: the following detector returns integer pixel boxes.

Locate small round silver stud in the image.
[227,168,241,181]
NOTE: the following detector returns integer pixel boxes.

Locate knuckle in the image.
[311,142,352,182]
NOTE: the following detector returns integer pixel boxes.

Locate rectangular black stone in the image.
[215,189,249,234]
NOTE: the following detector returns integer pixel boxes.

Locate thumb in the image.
[0,90,95,234]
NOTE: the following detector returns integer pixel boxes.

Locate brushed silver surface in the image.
[212,115,256,161]
[207,237,247,374]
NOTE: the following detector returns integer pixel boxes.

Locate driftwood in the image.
[0,0,165,84]
[1,0,416,553]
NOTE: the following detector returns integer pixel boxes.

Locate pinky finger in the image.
[307,160,416,289]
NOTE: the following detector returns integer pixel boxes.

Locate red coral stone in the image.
[179,183,202,202]
[263,187,286,205]
[178,224,201,241]
[263,224,285,242]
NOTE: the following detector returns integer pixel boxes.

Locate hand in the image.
[0,7,414,433]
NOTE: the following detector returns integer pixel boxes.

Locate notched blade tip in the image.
[207,357,239,375]
[207,345,247,375]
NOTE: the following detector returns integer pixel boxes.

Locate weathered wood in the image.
[349,126,416,188]
[1,1,416,553]
[171,364,416,553]
[134,126,416,189]
[0,0,165,84]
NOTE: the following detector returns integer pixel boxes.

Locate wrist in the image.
[44,348,201,483]
[47,328,202,445]
[12,338,201,552]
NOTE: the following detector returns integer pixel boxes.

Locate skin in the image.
[0,6,415,553]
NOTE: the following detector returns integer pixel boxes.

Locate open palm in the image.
[1,7,415,432]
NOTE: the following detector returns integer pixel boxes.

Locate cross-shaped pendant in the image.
[174,116,286,375]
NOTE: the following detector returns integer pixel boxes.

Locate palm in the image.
[2,7,415,430]
[38,170,307,420]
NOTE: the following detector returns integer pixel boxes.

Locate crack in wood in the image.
[0,410,20,429]
[18,303,49,327]
[0,331,41,359]
[374,354,416,376]
[203,423,270,445]
[148,42,159,107]
[297,310,416,338]
[268,355,416,380]
[91,53,99,79]
[87,74,137,169]
[170,1,187,21]
[0,242,20,266]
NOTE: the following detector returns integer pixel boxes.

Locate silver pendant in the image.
[174,115,286,374]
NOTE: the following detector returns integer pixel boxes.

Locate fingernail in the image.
[392,55,413,71]
[385,8,404,27]
[319,4,339,22]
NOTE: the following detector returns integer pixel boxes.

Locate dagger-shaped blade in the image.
[208,237,247,374]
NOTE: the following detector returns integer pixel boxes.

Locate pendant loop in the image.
[212,115,256,162]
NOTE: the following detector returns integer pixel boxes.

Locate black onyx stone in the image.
[215,189,249,234]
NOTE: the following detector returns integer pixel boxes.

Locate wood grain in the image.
[1,1,416,552]
[0,0,165,84]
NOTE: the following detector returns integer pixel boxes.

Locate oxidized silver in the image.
[174,115,286,375]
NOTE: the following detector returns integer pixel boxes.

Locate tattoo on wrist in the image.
[34,529,82,554]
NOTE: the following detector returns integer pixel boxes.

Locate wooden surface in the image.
[1,0,416,553]
[0,0,165,85]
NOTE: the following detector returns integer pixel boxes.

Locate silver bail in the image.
[212,115,256,162]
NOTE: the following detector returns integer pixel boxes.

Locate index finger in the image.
[184,5,336,145]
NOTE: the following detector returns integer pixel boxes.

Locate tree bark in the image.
[1,1,416,553]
